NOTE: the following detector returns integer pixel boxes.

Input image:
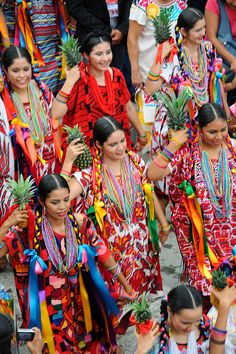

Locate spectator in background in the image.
[205,0,236,105]
[187,0,207,13]
[66,0,132,71]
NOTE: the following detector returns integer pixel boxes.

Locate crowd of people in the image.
[0,0,236,353]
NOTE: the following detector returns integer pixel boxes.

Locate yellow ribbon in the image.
[11,118,29,128]
[143,183,155,220]
[94,199,106,231]
[40,297,56,354]
[79,270,92,333]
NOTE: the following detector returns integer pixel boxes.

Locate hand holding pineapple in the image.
[211,285,236,311]
[3,208,28,229]
[64,65,81,88]
[134,321,159,354]
[169,127,189,150]
[65,138,85,164]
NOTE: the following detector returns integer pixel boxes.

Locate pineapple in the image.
[6,175,36,228]
[130,295,152,324]
[152,7,172,45]
[210,269,228,308]
[64,125,92,170]
[60,34,83,69]
[161,86,193,131]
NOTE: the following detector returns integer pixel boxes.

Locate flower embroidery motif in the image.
[147,3,159,19]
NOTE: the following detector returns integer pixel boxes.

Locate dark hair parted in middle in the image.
[196,103,227,128]
[93,116,124,146]
[176,7,204,32]
[80,30,112,55]
[38,174,69,202]
[2,46,32,71]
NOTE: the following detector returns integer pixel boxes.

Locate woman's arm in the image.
[126,100,146,138]
[147,129,188,181]
[209,286,236,354]
[145,40,175,97]
[205,9,236,73]
[51,65,81,120]
[127,20,145,88]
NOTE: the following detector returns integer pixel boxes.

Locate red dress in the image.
[169,144,236,295]
[63,67,131,148]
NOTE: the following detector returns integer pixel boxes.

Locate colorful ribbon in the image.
[24,249,48,328]
[39,290,55,354]
[143,183,159,251]
[77,245,119,316]
[93,199,107,232]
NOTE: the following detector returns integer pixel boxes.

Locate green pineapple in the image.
[130,295,152,324]
[64,125,92,170]
[60,34,83,69]
[6,175,36,210]
[161,86,193,131]
[210,269,228,308]
[152,7,172,45]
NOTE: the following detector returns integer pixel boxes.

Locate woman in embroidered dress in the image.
[1,46,64,185]
[51,30,147,150]
[0,173,134,353]
[134,285,236,354]
[0,0,67,93]
[147,103,236,311]
[61,116,168,333]
[145,7,228,197]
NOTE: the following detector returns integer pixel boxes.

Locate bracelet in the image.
[170,137,182,149]
[60,173,71,180]
[161,224,172,234]
[61,169,71,176]
[153,157,168,169]
[148,70,160,78]
[210,337,225,345]
[138,133,147,138]
[111,264,121,284]
[59,89,70,98]
[147,75,159,82]
[163,147,174,160]
[55,96,68,104]
[0,241,5,249]
[160,151,171,162]
[211,327,227,335]
[107,263,118,271]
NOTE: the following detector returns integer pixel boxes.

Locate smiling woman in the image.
[51,30,147,150]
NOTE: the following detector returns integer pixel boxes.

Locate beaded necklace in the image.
[41,214,78,273]
[101,156,137,223]
[88,70,115,116]
[11,82,48,145]
[183,44,209,107]
[201,148,231,219]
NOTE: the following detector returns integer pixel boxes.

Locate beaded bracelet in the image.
[107,263,118,271]
[148,70,160,78]
[163,147,174,160]
[170,137,182,149]
[153,158,167,169]
[160,150,171,162]
[59,89,70,98]
[55,96,68,104]
[111,264,121,284]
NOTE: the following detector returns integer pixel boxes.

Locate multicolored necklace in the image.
[183,44,209,107]
[11,81,48,145]
[88,69,115,116]
[41,214,78,273]
[102,156,137,223]
[201,148,231,219]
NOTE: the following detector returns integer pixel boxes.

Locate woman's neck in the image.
[88,65,105,81]
[103,157,122,175]
[45,215,65,234]
[183,42,200,62]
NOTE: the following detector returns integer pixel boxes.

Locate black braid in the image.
[158,299,169,354]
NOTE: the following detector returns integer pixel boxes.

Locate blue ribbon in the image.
[24,249,48,329]
[77,245,119,316]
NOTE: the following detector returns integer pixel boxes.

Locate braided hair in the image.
[175,8,204,78]
[159,285,202,353]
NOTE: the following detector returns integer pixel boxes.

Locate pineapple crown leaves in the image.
[161,86,193,131]
[129,294,152,323]
[60,34,84,69]
[6,175,36,210]
[64,124,85,144]
[152,7,172,45]
[212,269,228,289]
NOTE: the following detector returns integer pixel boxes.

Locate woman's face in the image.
[86,41,113,72]
[225,0,236,10]
[169,306,202,335]
[100,130,127,162]
[43,188,70,223]
[5,57,32,92]
[184,18,206,45]
[200,118,228,148]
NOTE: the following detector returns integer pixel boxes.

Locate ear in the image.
[83,52,89,61]
[180,28,187,39]
[95,140,103,151]
[38,197,43,207]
